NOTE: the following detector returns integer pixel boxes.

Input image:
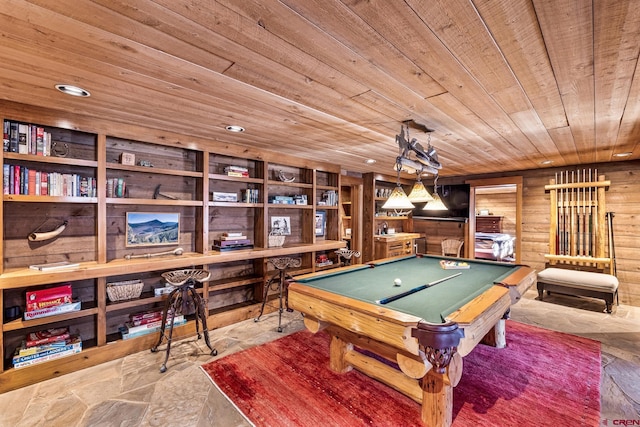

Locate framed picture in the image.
[126,212,180,247]
[270,216,291,235]
[315,211,326,236]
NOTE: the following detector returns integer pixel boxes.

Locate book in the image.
[18,123,28,154]
[2,120,8,152]
[220,235,247,240]
[26,284,72,311]
[213,244,254,252]
[23,301,81,320]
[439,260,471,270]
[130,309,164,323]
[26,327,70,348]
[214,239,252,247]
[124,315,184,335]
[13,346,82,369]
[29,261,80,271]
[3,164,9,194]
[9,121,18,152]
[119,317,186,340]
[222,232,245,237]
[13,336,82,368]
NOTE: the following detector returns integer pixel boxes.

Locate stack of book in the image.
[12,327,82,369]
[224,165,249,177]
[3,120,53,155]
[213,232,253,251]
[119,309,186,340]
[23,284,81,320]
[241,188,259,203]
[3,164,97,197]
[106,177,126,198]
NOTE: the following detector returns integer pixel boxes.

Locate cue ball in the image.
[393,278,402,287]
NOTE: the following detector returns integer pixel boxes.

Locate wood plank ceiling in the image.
[0,0,639,177]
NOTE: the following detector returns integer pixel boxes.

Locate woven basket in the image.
[106,279,144,302]
[268,231,286,247]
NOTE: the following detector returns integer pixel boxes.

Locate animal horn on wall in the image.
[28,220,69,242]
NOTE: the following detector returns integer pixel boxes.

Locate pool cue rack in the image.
[544,169,613,273]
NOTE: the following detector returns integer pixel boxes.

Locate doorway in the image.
[466,177,523,264]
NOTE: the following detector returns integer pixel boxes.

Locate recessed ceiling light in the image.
[55,84,90,97]
[540,160,553,165]
[225,125,245,133]
[365,159,376,164]
[613,152,632,157]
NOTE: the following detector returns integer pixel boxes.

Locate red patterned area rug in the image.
[201,321,600,426]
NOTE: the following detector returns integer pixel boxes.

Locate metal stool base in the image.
[151,270,217,372]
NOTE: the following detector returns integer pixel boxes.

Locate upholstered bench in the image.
[537,268,619,313]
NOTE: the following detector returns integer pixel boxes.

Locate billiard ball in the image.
[393,278,402,287]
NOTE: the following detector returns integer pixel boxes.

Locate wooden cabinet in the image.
[362,172,414,262]
[0,103,344,392]
[374,233,421,259]
[476,216,503,233]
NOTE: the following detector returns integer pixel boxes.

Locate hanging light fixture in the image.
[382,160,415,214]
[407,171,434,203]
[423,176,448,211]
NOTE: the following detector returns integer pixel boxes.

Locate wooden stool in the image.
[254,257,301,332]
[151,269,217,372]
[335,249,361,266]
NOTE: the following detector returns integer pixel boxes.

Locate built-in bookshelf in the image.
[0,103,344,393]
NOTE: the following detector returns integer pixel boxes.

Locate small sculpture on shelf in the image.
[277,170,295,182]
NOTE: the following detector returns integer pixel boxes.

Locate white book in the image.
[29,261,80,271]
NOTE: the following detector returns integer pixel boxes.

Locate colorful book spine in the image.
[23,301,81,320]
[124,315,184,335]
[25,327,70,347]
[13,339,82,369]
[2,120,8,151]
[26,284,73,311]
[120,317,186,340]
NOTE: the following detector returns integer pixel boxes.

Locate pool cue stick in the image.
[607,212,617,275]
[593,168,599,257]
[583,169,587,255]
[377,272,463,305]
[588,168,593,256]
[558,172,564,254]
[563,170,568,254]
[549,172,560,255]
[576,170,581,255]
[570,170,575,255]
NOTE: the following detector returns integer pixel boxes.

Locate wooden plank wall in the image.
[475,193,517,236]
[487,160,639,306]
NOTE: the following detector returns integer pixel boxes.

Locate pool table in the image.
[287,254,536,427]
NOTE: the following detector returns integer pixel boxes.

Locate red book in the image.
[40,172,48,195]
[26,284,73,312]
[26,327,70,347]
[13,165,20,194]
[27,169,36,195]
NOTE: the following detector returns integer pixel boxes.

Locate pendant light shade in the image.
[382,185,415,210]
[422,192,448,210]
[407,180,434,203]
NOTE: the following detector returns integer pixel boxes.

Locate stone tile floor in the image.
[1,289,639,426]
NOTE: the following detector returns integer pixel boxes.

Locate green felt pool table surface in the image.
[294,255,528,323]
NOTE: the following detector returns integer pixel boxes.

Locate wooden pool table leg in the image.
[480,318,507,349]
[420,352,462,427]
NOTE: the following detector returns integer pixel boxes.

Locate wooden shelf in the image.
[1,109,344,391]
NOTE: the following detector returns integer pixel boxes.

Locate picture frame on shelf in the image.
[270,216,291,235]
[126,212,179,247]
[315,211,326,236]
